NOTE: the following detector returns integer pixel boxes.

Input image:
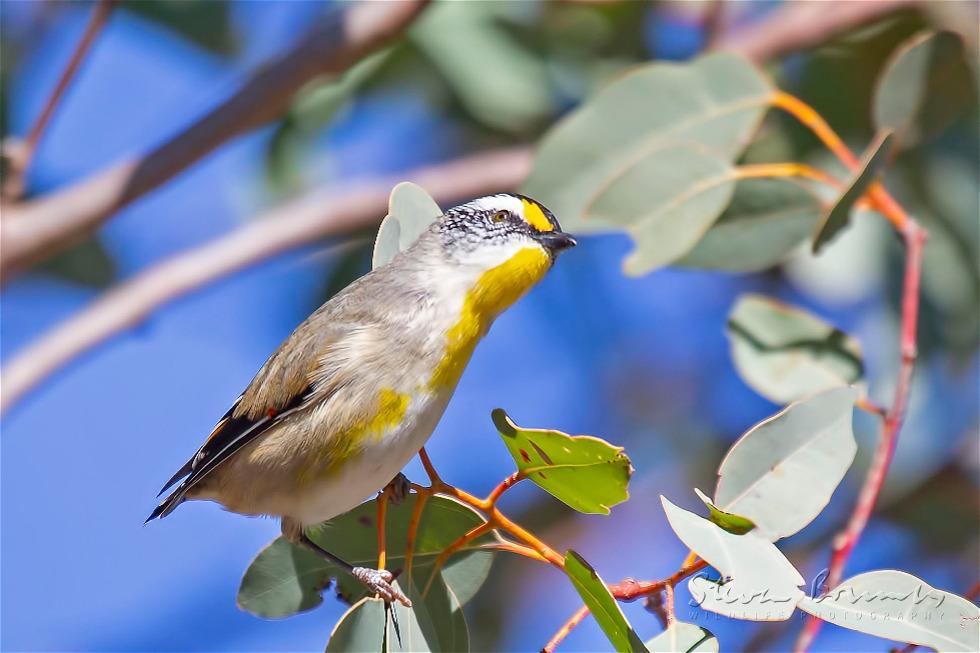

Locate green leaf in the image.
[238,495,493,618]
[491,409,632,514]
[584,144,737,275]
[564,551,648,652]
[812,131,894,254]
[661,497,804,621]
[326,575,470,653]
[798,570,980,652]
[645,622,718,652]
[874,31,976,148]
[693,488,755,536]
[727,294,864,404]
[713,387,858,541]
[677,178,823,272]
[523,53,773,227]
[373,182,443,269]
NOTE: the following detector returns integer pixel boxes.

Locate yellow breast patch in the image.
[430,246,551,389]
[521,198,554,232]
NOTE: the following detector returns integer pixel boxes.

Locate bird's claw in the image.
[383,472,411,505]
[352,567,412,607]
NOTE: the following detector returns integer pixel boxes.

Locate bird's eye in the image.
[492,210,508,223]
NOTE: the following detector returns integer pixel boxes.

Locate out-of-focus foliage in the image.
[373,181,443,269]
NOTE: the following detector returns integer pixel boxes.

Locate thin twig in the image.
[0,147,531,414]
[2,0,117,201]
[0,0,430,277]
[542,605,590,653]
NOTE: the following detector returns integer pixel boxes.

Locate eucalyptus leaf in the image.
[797,570,980,652]
[238,495,493,618]
[584,144,737,275]
[325,597,386,653]
[373,182,443,269]
[693,488,755,536]
[564,550,648,652]
[727,294,864,404]
[523,53,773,226]
[874,31,976,148]
[491,409,632,514]
[812,131,894,254]
[644,622,718,652]
[662,497,804,621]
[713,387,858,541]
[677,178,823,271]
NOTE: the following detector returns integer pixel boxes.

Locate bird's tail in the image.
[145,481,189,524]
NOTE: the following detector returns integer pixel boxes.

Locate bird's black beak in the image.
[536,231,577,252]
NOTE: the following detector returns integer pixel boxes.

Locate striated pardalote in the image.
[147,193,575,605]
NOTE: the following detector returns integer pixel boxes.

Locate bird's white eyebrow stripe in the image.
[462,194,525,217]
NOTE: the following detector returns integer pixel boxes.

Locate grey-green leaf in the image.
[797,570,980,652]
[812,131,894,254]
[564,550,648,652]
[645,622,719,652]
[523,53,773,227]
[238,495,493,618]
[584,144,737,275]
[677,178,823,271]
[727,294,864,404]
[373,182,443,269]
[874,31,976,148]
[662,497,804,621]
[713,387,858,541]
[326,598,387,653]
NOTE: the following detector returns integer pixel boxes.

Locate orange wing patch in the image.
[520,198,554,232]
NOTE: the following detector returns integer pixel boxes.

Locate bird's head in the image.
[436,193,576,270]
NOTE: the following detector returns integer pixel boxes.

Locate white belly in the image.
[288,392,449,526]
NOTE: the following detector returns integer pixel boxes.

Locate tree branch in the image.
[0,147,531,414]
[2,0,117,201]
[0,0,429,278]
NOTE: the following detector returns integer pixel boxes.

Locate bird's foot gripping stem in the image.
[352,567,412,607]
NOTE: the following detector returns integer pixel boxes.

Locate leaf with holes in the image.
[373,182,443,269]
[798,570,980,652]
[662,497,805,621]
[874,31,976,148]
[645,622,718,652]
[491,409,632,514]
[238,495,493,618]
[677,178,823,271]
[565,551,648,652]
[712,387,857,540]
[584,144,738,275]
[812,131,894,254]
[523,53,773,228]
[727,294,864,404]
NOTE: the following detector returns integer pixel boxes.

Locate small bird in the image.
[147,192,575,605]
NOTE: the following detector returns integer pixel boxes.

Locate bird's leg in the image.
[282,518,412,607]
[382,472,411,505]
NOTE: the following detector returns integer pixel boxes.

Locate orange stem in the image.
[404,489,431,580]
[542,605,591,653]
[486,471,524,506]
[735,162,845,189]
[423,521,494,596]
[376,491,388,571]
[481,539,548,563]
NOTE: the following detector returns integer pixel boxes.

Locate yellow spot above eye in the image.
[521,198,554,232]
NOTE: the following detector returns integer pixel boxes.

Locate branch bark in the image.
[0,0,429,278]
[0,147,531,413]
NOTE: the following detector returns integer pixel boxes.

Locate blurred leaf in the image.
[238,495,493,618]
[411,2,552,133]
[121,1,236,54]
[727,294,864,404]
[713,387,858,541]
[319,238,374,305]
[523,53,773,227]
[644,622,718,652]
[693,488,755,536]
[326,574,469,653]
[326,597,386,652]
[874,31,976,148]
[491,409,632,515]
[677,178,823,271]
[797,570,980,651]
[564,550,648,652]
[34,237,115,286]
[662,497,804,621]
[373,182,443,269]
[584,144,737,275]
[812,131,894,253]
